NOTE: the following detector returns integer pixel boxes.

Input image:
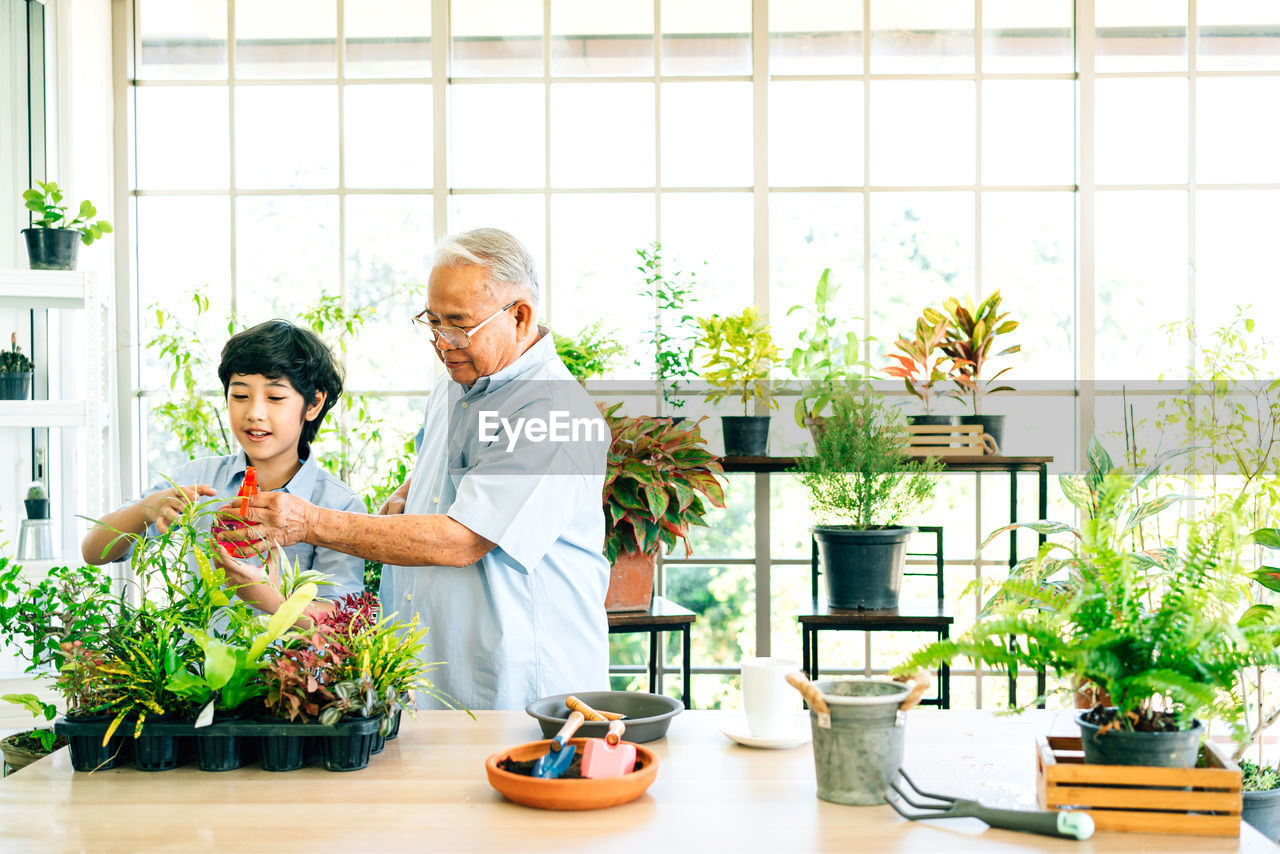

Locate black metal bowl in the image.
[525,691,683,744]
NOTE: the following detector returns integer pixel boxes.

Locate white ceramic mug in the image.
[741,656,799,738]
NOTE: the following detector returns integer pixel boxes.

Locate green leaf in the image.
[1248,529,1280,551]
[1250,567,1280,594]
[1123,494,1184,533]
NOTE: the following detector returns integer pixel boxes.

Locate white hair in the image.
[432,228,540,310]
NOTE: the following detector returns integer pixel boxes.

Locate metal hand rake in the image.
[887,768,1094,841]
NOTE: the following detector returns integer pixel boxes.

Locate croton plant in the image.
[599,403,726,564]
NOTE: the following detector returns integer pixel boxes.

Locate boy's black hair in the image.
[217,320,344,459]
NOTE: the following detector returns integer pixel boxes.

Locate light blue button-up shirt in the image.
[381,331,611,711]
[130,451,367,601]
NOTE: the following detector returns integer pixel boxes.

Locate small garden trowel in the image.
[580,719,636,778]
[532,710,586,779]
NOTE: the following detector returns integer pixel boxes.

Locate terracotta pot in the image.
[804,415,826,446]
[1072,679,1112,710]
[485,738,658,810]
[605,551,656,613]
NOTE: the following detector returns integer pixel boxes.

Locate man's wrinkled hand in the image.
[215,491,317,549]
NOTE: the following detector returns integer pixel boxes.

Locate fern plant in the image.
[898,478,1280,732]
[976,437,1188,616]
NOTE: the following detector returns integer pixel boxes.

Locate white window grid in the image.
[116,1,1277,708]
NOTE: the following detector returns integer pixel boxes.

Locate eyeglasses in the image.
[411,300,517,349]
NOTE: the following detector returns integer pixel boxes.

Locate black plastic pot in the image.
[961,414,1006,452]
[370,729,386,755]
[195,720,244,772]
[65,730,126,771]
[23,227,80,271]
[722,415,770,456]
[0,372,32,401]
[1243,788,1280,844]
[384,708,403,741]
[24,498,48,520]
[1076,711,1203,767]
[133,731,182,772]
[321,717,380,772]
[906,415,953,426]
[259,732,307,772]
[814,526,914,610]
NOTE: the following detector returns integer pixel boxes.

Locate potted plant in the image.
[21,180,113,270]
[900,486,1279,768]
[599,403,726,612]
[696,306,783,456]
[0,333,34,401]
[554,321,626,386]
[637,242,701,416]
[24,482,48,521]
[936,291,1019,451]
[0,694,65,772]
[1227,529,1280,841]
[792,389,940,610]
[786,269,871,441]
[884,310,962,425]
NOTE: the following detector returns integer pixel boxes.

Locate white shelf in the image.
[0,269,90,309]
[0,400,87,427]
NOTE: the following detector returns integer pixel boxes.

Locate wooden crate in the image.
[1035,735,1242,837]
[904,424,985,457]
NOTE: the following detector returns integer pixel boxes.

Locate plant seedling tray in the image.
[904,424,987,457]
[1036,735,1242,837]
[54,715,382,773]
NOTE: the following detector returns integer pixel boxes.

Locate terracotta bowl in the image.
[485,738,659,810]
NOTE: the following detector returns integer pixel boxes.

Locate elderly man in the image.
[227,228,611,710]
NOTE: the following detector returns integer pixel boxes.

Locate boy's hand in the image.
[225,491,317,548]
[211,541,280,589]
[145,484,217,534]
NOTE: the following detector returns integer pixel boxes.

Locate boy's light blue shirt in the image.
[133,451,367,601]
[381,331,611,711]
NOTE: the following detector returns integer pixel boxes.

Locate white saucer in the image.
[719,713,812,749]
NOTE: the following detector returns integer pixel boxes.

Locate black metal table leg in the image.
[649,628,659,695]
[811,628,819,682]
[682,624,692,709]
[801,621,811,679]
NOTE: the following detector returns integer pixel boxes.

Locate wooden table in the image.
[1,710,1274,853]
[608,595,696,707]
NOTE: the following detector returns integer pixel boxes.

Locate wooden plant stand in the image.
[904,424,990,457]
[1036,735,1242,837]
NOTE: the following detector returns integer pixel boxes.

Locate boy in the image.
[82,320,366,617]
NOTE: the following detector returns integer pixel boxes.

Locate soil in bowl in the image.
[497,752,646,779]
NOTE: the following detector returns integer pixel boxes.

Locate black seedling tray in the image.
[54,715,383,773]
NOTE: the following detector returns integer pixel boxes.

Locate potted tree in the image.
[637,242,701,416]
[884,310,963,426]
[786,269,870,441]
[936,291,1019,451]
[899,486,1279,768]
[0,333,33,401]
[24,482,48,521]
[20,181,113,271]
[696,306,783,456]
[600,403,726,612]
[554,321,626,386]
[792,389,940,610]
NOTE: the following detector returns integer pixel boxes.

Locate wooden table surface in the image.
[1,709,1275,854]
